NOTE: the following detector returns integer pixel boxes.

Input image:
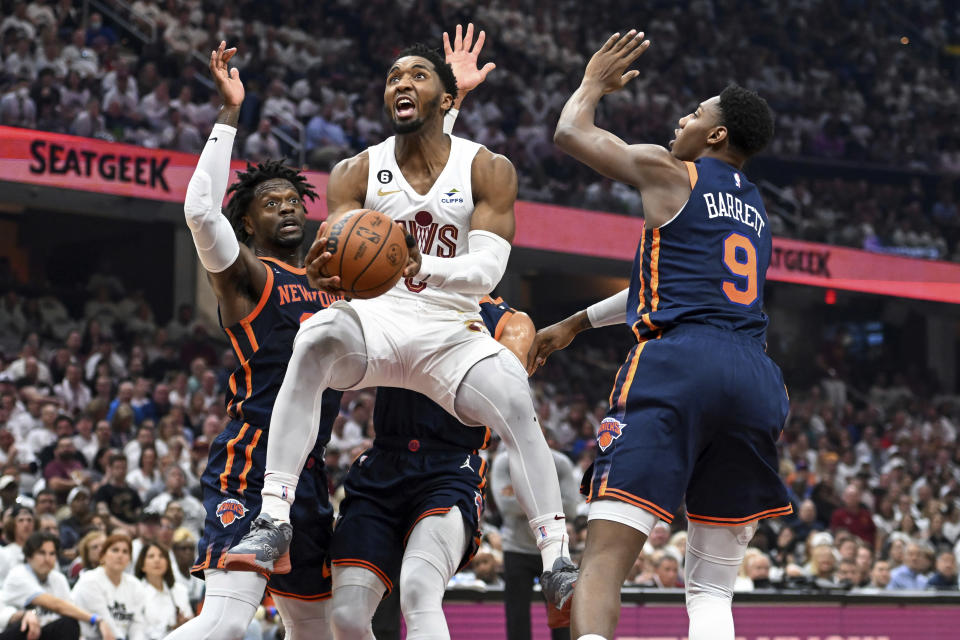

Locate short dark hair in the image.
[396,44,458,108]
[717,84,774,157]
[108,452,127,467]
[134,541,175,588]
[23,531,59,559]
[3,505,35,541]
[224,161,318,245]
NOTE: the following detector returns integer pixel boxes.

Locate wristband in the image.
[90,614,100,625]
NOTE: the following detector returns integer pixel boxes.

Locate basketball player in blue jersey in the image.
[165,42,343,640]
[527,31,790,640]
[225,26,577,610]
[329,296,532,639]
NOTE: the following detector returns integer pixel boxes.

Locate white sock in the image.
[529,513,569,569]
[262,471,299,523]
[578,635,607,640]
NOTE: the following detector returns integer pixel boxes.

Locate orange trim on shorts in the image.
[640,229,661,332]
[686,504,794,526]
[492,309,515,341]
[237,427,263,494]
[479,295,503,305]
[479,427,491,450]
[635,227,647,321]
[220,422,251,492]
[477,457,488,491]
[684,161,699,189]
[332,559,394,593]
[403,507,453,547]
[191,545,214,573]
[267,587,332,602]
[259,256,307,275]
[615,340,647,410]
[597,487,674,523]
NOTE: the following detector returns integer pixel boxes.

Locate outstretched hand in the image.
[525,318,580,376]
[582,30,650,95]
[443,23,496,105]
[209,40,244,107]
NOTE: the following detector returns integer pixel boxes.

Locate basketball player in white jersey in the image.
[225,31,578,613]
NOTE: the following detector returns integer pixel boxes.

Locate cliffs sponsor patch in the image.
[597,418,626,451]
[216,499,247,526]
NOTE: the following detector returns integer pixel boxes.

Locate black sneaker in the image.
[223,514,293,576]
[541,556,578,610]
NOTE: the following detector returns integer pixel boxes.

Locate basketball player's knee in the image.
[330,599,372,637]
[399,560,445,612]
[193,606,249,639]
[685,521,755,601]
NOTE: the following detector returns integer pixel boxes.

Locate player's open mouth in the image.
[279,219,301,232]
[395,96,416,119]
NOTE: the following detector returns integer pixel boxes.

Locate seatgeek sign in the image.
[1,126,958,304]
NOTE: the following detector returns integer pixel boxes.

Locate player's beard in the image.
[388,95,441,134]
[273,227,304,248]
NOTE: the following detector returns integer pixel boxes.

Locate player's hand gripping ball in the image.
[321,209,409,298]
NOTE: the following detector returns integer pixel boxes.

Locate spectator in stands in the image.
[0,76,35,130]
[43,436,88,504]
[136,541,193,638]
[145,467,202,536]
[2,531,113,640]
[0,2,36,41]
[92,453,142,529]
[54,364,91,418]
[169,528,202,607]
[159,107,202,153]
[126,445,160,501]
[925,551,958,591]
[243,117,283,164]
[635,552,682,589]
[71,533,145,640]
[808,544,837,585]
[888,542,930,590]
[69,530,105,583]
[0,506,35,584]
[59,487,93,557]
[0,479,21,515]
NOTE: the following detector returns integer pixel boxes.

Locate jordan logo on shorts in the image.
[597,418,626,452]
[460,455,474,472]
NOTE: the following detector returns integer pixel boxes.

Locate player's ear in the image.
[242,214,255,238]
[707,125,728,146]
[441,91,454,113]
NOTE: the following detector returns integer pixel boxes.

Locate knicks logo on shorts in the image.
[216,499,248,526]
[597,418,626,451]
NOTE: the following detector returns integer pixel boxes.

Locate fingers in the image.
[454,23,463,51]
[463,22,474,51]
[624,38,651,64]
[479,62,496,80]
[442,30,453,56]
[473,29,486,54]
[620,69,641,87]
[230,67,240,81]
[223,47,237,63]
[612,29,638,53]
[599,32,620,53]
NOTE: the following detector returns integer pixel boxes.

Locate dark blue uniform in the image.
[329,296,514,593]
[193,257,343,601]
[585,158,792,527]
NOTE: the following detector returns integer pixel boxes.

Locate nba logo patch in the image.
[215,499,247,526]
[734,172,741,188]
[597,418,626,452]
[537,526,548,540]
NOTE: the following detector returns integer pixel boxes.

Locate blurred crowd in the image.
[0,0,958,259]
[1,259,959,616]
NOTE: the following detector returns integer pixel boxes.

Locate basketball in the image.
[323,209,409,299]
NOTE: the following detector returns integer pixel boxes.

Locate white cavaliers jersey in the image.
[364,134,484,312]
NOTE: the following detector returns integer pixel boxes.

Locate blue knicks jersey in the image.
[628,157,770,342]
[222,257,343,452]
[372,296,515,450]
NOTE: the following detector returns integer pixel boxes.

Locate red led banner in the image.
[1,127,958,303]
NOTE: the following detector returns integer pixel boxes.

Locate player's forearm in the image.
[585,288,629,328]
[554,83,605,150]
[416,230,510,294]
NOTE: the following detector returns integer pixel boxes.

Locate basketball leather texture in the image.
[324,209,408,299]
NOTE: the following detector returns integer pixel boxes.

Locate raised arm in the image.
[554,31,689,199]
[183,41,266,324]
[412,148,515,294]
[443,22,496,113]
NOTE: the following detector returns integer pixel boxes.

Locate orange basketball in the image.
[323,209,408,299]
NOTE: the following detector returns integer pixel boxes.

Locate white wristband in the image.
[586,288,629,328]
